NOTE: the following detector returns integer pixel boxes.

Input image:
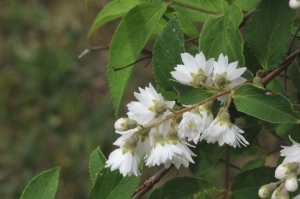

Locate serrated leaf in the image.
[189,142,225,175]
[231,167,276,199]
[171,0,226,22]
[239,157,265,173]
[234,0,261,11]
[171,81,217,105]
[231,125,263,156]
[199,5,245,67]
[232,84,300,124]
[108,3,166,117]
[88,0,141,38]
[290,60,300,90]
[20,167,60,199]
[88,167,142,199]
[89,147,106,184]
[148,177,214,199]
[247,0,296,70]
[153,14,184,91]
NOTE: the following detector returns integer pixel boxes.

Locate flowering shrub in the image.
[20,0,300,199]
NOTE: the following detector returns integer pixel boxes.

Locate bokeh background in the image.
[1,0,293,198]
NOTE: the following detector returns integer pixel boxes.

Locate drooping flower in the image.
[212,54,247,104]
[127,83,175,125]
[170,52,214,87]
[201,107,249,148]
[106,136,140,177]
[281,136,300,163]
[285,174,298,192]
[290,0,300,9]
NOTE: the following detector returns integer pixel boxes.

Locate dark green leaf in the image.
[89,147,106,184]
[231,167,276,199]
[234,0,261,11]
[171,81,216,105]
[88,0,142,38]
[266,78,284,95]
[239,157,265,173]
[108,3,166,117]
[189,142,225,175]
[290,60,300,90]
[88,167,142,199]
[275,123,300,142]
[149,177,214,199]
[153,14,184,91]
[247,0,296,70]
[20,167,60,199]
[244,42,262,76]
[233,84,300,123]
[231,125,263,156]
[199,5,245,67]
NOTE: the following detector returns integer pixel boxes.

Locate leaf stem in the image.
[222,145,230,199]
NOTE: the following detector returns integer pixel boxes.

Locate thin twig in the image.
[78,46,109,59]
[219,159,240,170]
[238,9,255,29]
[131,165,174,199]
[112,56,152,71]
[222,145,230,199]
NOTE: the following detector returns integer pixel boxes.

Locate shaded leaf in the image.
[266,78,284,95]
[290,60,300,91]
[234,0,261,11]
[239,157,265,173]
[89,147,106,184]
[244,42,261,76]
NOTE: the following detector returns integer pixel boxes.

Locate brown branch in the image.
[112,56,152,71]
[219,159,240,170]
[131,165,174,199]
[239,9,255,29]
[222,145,230,199]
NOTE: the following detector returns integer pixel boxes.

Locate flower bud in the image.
[114,118,137,131]
[285,174,298,192]
[272,184,284,199]
[278,187,289,199]
[253,76,264,89]
[259,183,277,198]
[289,0,300,9]
[275,163,299,179]
[166,128,180,144]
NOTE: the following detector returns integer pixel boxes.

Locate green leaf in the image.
[244,42,262,76]
[199,5,245,67]
[290,60,300,90]
[177,13,198,37]
[189,142,225,175]
[231,125,263,156]
[233,84,300,123]
[88,0,141,38]
[108,3,167,117]
[20,167,60,199]
[231,167,276,199]
[247,0,296,70]
[152,14,184,91]
[172,0,226,22]
[171,81,217,105]
[148,177,214,199]
[88,167,142,199]
[89,147,106,184]
[275,123,300,142]
[266,78,284,95]
[239,157,265,173]
[234,0,261,11]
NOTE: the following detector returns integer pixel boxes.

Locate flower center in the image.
[190,69,207,87]
[215,72,230,88]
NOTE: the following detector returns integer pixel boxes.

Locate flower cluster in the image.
[105,52,249,177]
[258,136,300,199]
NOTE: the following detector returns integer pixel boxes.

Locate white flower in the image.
[114,118,137,131]
[113,127,140,146]
[281,136,300,163]
[106,136,141,177]
[275,162,299,180]
[271,184,284,199]
[294,194,300,199]
[285,174,298,192]
[290,0,300,9]
[170,52,214,87]
[213,54,247,104]
[127,83,175,125]
[201,108,249,148]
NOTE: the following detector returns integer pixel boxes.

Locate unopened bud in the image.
[285,174,298,192]
[272,183,284,199]
[278,187,289,199]
[289,0,300,9]
[275,163,299,179]
[259,183,277,198]
[114,118,137,131]
[253,76,264,89]
[154,102,166,115]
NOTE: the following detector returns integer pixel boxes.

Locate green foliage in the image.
[233,84,300,123]
[247,0,296,70]
[234,0,261,11]
[108,3,166,117]
[20,167,60,199]
[290,60,300,90]
[149,177,214,199]
[153,15,184,91]
[189,142,225,175]
[239,157,265,173]
[199,5,245,67]
[89,147,106,184]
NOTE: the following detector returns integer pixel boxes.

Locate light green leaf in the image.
[177,13,198,37]
[290,60,300,90]
[88,167,142,199]
[233,84,300,123]
[172,0,226,22]
[89,147,106,184]
[153,14,184,91]
[20,167,60,199]
[88,0,142,38]
[239,157,265,173]
[189,142,225,175]
[247,0,296,70]
[199,5,245,67]
[234,0,261,11]
[108,3,167,117]
[148,177,214,199]
[266,78,284,95]
[171,81,217,105]
[231,167,276,199]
